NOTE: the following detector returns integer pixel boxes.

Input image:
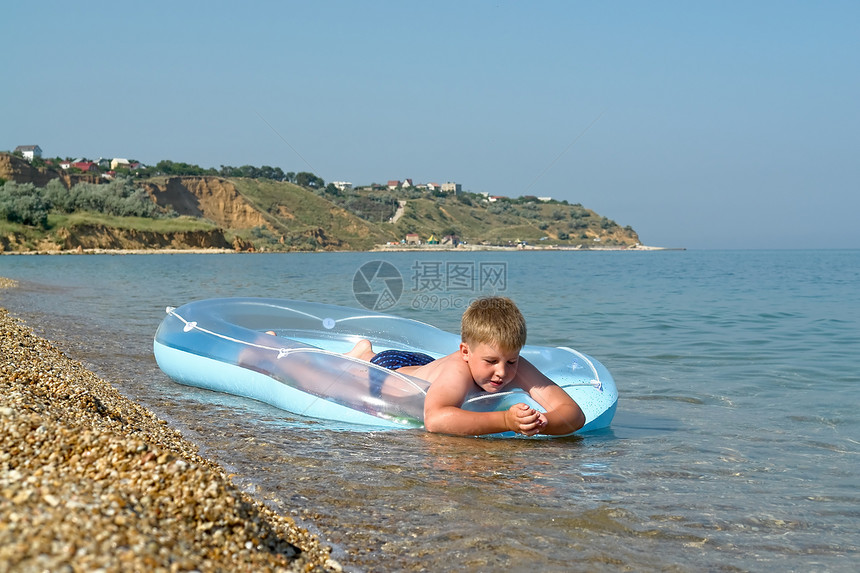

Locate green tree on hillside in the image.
[295,172,324,188]
[0,182,50,227]
[154,160,217,176]
[1,177,169,227]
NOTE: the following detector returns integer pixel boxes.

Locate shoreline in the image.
[0,278,339,571]
[371,243,683,252]
[1,244,684,256]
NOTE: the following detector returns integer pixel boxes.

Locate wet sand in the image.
[0,278,340,572]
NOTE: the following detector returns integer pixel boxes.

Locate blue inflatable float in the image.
[153,297,617,436]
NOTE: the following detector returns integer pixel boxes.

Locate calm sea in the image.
[1,250,857,572]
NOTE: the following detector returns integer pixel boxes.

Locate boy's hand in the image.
[505,403,547,436]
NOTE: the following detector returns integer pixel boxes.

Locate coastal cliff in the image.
[140,177,373,250]
[0,225,238,253]
[141,177,271,230]
[55,225,233,251]
[0,153,100,188]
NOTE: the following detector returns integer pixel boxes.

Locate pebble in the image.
[0,290,340,572]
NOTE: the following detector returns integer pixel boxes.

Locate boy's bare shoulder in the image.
[414,352,471,386]
[421,352,478,409]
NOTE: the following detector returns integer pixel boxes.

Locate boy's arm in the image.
[424,378,544,436]
[516,358,585,435]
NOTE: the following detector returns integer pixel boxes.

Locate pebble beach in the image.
[0,278,339,572]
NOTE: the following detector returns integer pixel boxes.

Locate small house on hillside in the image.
[387,180,400,190]
[405,233,420,245]
[71,161,97,172]
[442,235,460,246]
[111,158,130,170]
[441,182,461,193]
[14,145,42,161]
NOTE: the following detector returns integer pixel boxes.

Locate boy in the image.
[348,296,585,437]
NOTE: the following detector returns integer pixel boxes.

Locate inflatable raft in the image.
[153,297,617,436]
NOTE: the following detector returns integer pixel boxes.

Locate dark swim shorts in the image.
[370,350,435,370]
[368,350,435,398]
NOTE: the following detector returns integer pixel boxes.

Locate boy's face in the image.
[459,341,520,393]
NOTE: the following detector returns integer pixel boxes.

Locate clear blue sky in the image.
[5,1,858,249]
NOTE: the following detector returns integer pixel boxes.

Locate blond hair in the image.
[460,296,527,353]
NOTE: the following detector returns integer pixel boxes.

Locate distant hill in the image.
[139,176,640,251]
[1,153,641,252]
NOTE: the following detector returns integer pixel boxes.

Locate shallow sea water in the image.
[1,250,858,572]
